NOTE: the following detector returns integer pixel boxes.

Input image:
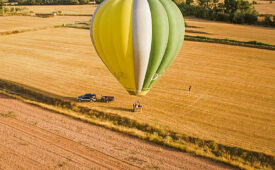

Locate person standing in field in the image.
[189,85,192,92]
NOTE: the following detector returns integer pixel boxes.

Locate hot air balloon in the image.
[90,0,185,96]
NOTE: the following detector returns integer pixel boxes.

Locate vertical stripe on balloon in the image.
[147,0,185,89]
[142,0,169,92]
[92,0,136,93]
[132,0,152,94]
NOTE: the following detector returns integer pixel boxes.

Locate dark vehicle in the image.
[100,96,115,103]
[77,93,96,102]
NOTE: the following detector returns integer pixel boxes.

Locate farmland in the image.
[0,16,90,33]
[185,17,275,44]
[0,4,275,169]
[11,4,98,15]
[0,94,234,169]
[254,1,275,15]
[1,26,275,154]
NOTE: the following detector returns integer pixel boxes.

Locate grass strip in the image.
[63,24,275,51]
[0,27,50,36]
[62,14,92,16]
[185,35,275,51]
[185,30,209,34]
[64,25,90,30]
[0,79,274,170]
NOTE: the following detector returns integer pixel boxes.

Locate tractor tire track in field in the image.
[0,94,234,169]
[0,119,137,170]
[0,143,43,170]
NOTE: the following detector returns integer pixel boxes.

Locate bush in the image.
[17,0,29,5]
[260,16,273,26]
[178,3,197,16]
[216,12,231,22]
[67,0,79,5]
[173,0,186,4]
[244,13,257,24]
[95,0,104,4]
[232,11,245,24]
[78,0,89,4]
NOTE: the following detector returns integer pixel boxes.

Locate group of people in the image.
[133,100,142,112]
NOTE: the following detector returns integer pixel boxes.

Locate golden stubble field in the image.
[254,1,275,15]
[0,23,274,157]
[15,4,98,14]
[0,16,91,33]
[185,16,275,44]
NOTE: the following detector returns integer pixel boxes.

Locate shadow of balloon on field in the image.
[101,106,133,112]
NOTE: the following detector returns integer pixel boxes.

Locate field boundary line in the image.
[0,23,67,36]
[184,35,275,51]
[0,26,52,36]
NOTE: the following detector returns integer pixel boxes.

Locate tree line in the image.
[94,0,274,27]
[2,0,274,27]
[5,0,90,5]
[175,0,275,27]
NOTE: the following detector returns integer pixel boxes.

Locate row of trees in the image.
[0,0,4,15]
[8,0,90,5]
[175,0,274,27]
[3,0,274,27]
[94,0,274,27]
[177,0,258,24]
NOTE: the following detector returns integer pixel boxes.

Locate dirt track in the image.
[0,94,234,169]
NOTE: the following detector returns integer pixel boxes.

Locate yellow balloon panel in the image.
[93,0,136,92]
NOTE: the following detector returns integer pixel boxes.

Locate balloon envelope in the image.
[90,0,185,96]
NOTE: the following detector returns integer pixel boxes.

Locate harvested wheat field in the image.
[0,16,90,33]
[0,27,274,157]
[254,1,275,15]
[0,94,234,169]
[185,17,275,44]
[15,4,97,15]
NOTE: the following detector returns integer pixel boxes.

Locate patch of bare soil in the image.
[0,94,234,169]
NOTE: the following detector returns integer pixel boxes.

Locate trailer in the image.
[100,96,115,103]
